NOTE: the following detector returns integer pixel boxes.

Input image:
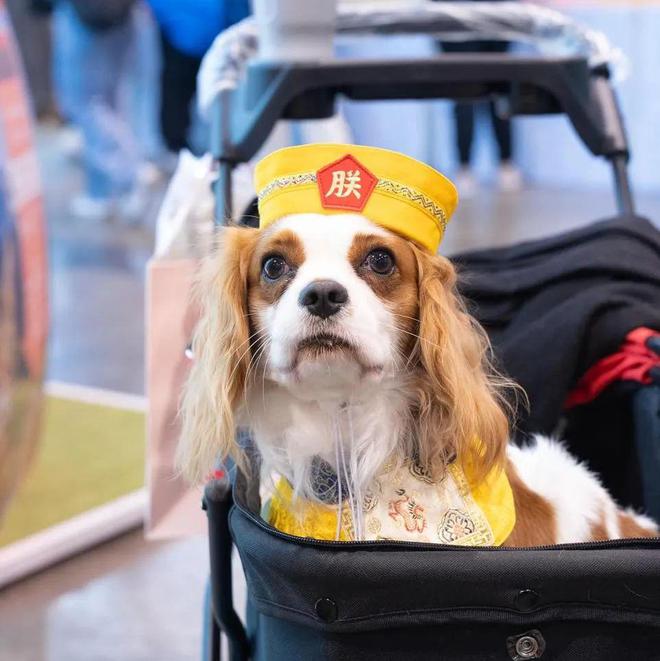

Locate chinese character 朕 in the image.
[325,169,362,199]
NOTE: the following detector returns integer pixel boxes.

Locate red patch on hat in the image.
[317,154,378,212]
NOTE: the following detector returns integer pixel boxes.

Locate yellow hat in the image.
[254,144,458,253]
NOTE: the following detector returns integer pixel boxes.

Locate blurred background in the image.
[0,0,659,660]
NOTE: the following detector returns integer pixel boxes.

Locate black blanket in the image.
[454,215,660,436]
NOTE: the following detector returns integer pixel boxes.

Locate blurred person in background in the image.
[435,0,523,198]
[148,0,251,159]
[7,0,56,119]
[52,0,155,223]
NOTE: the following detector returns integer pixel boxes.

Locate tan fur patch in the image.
[248,228,306,306]
[347,232,419,356]
[177,226,259,483]
[589,512,609,542]
[409,244,511,486]
[504,462,557,547]
[617,511,657,539]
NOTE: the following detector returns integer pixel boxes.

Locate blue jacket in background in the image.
[148,0,250,58]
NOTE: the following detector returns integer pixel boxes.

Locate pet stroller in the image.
[198,4,660,659]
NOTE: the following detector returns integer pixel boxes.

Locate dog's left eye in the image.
[364,249,395,275]
[262,255,290,281]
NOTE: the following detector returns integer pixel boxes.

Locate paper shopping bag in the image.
[145,257,205,539]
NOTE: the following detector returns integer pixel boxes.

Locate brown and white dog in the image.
[177,213,658,545]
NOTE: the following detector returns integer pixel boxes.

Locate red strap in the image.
[565,327,660,409]
[205,468,226,483]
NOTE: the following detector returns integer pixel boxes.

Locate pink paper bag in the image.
[145,258,205,539]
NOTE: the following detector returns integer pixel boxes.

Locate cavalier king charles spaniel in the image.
[177,213,657,545]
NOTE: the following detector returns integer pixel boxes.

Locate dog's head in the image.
[178,213,509,490]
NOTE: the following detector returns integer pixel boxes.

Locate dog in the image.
[177,212,658,546]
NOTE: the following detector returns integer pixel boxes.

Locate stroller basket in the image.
[197,3,660,659]
[204,473,660,660]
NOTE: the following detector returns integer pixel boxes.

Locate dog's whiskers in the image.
[224,327,270,387]
[242,338,271,420]
[332,417,344,541]
[261,351,271,412]
[245,337,270,384]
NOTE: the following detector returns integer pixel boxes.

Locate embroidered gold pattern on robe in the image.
[264,459,515,547]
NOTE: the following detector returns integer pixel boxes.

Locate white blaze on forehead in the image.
[272,213,388,276]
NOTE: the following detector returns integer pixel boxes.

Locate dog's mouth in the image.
[272,333,384,382]
[296,333,355,360]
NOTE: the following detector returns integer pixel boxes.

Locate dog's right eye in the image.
[262,255,290,281]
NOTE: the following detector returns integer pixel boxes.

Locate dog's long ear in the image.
[177,226,258,483]
[412,245,510,484]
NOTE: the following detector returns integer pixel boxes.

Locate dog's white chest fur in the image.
[242,378,413,502]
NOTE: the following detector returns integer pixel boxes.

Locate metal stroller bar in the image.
[589,67,635,215]
[204,478,249,661]
[612,155,634,216]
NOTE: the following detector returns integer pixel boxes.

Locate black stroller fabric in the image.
[222,472,660,661]
[454,215,660,435]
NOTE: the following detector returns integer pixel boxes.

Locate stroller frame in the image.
[202,13,659,661]
[210,54,634,224]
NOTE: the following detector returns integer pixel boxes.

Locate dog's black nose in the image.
[298,280,348,319]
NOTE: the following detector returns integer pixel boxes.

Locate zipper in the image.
[233,496,660,553]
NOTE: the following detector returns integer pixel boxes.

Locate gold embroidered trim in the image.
[445,464,494,546]
[374,179,447,231]
[258,171,447,230]
[265,460,498,545]
[257,172,317,202]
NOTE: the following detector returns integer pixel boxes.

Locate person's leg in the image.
[126,3,164,164]
[441,41,476,168]
[454,102,474,167]
[452,102,478,198]
[64,8,115,207]
[489,100,512,162]
[481,41,514,164]
[52,3,83,123]
[68,8,139,217]
[159,31,202,153]
[439,40,479,197]
[482,41,522,191]
[105,11,141,196]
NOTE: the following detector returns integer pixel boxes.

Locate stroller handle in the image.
[199,1,623,117]
[203,4,635,223]
[210,54,634,223]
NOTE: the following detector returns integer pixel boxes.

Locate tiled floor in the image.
[1,123,660,661]
[0,532,209,661]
